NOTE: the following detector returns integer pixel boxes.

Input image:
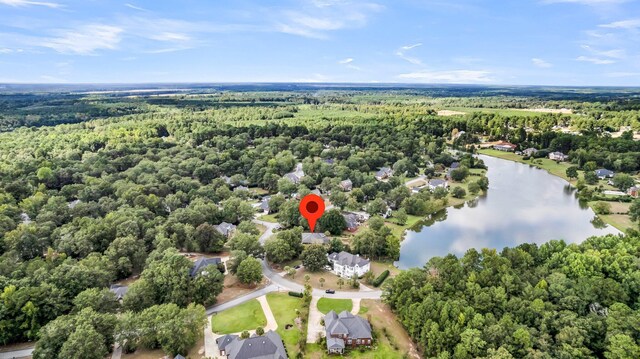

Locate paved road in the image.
[0,347,34,359]
[253,218,280,244]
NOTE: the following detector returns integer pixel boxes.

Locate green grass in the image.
[266,292,304,355]
[317,298,353,314]
[385,214,422,238]
[259,214,279,223]
[443,106,577,117]
[211,299,267,334]
[306,342,405,359]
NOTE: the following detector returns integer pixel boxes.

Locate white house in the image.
[549,152,569,161]
[328,251,370,278]
[428,179,449,190]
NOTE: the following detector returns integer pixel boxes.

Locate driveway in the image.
[306,296,323,343]
[253,217,280,244]
[0,347,34,359]
[256,295,278,331]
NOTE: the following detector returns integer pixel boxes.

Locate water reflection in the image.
[397,155,621,269]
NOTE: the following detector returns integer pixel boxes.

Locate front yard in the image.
[317,298,353,314]
[211,299,267,334]
[287,267,361,292]
[266,292,305,355]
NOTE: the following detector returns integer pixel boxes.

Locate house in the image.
[174,355,186,359]
[428,179,449,190]
[450,162,460,169]
[216,334,239,357]
[453,130,465,140]
[549,152,569,161]
[220,330,287,359]
[284,163,305,184]
[215,222,237,238]
[522,148,538,157]
[234,186,250,193]
[410,186,422,194]
[595,169,615,179]
[327,251,370,278]
[324,310,373,354]
[339,179,353,192]
[221,176,232,185]
[493,142,517,152]
[310,189,322,196]
[190,257,222,277]
[324,158,335,165]
[259,196,271,214]
[342,212,359,231]
[302,232,330,245]
[628,186,639,198]
[374,167,393,181]
[109,284,128,301]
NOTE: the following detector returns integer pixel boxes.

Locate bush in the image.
[592,201,612,215]
[373,270,390,287]
[288,291,303,298]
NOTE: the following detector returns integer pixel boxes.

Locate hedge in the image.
[373,270,390,287]
[288,291,303,298]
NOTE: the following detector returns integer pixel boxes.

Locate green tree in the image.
[612,173,635,191]
[191,265,224,306]
[584,171,599,185]
[228,233,264,258]
[451,187,466,199]
[264,237,296,264]
[319,277,325,287]
[236,257,263,285]
[105,236,147,279]
[566,166,579,180]
[337,278,345,289]
[394,208,408,225]
[256,326,265,336]
[366,198,388,217]
[59,324,108,359]
[301,244,328,272]
[72,288,118,314]
[592,201,612,215]
[194,223,225,252]
[630,199,640,223]
[450,166,470,182]
[329,191,348,210]
[468,182,481,195]
[318,208,346,235]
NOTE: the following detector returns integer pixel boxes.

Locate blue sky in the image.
[0,0,639,85]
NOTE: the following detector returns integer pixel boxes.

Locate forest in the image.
[0,86,638,358]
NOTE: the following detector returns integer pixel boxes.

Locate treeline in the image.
[384,234,640,358]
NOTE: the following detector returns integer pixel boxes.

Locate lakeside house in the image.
[216,331,287,359]
[324,310,373,354]
[109,284,128,301]
[522,148,538,157]
[374,167,393,181]
[428,179,449,190]
[595,169,615,179]
[628,186,639,197]
[328,251,370,278]
[190,257,223,277]
[302,232,330,245]
[339,179,353,191]
[548,152,569,161]
[493,142,517,152]
[215,222,237,238]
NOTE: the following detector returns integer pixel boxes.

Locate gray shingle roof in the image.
[190,257,222,277]
[302,232,329,245]
[429,179,447,187]
[216,334,239,351]
[324,310,372,349]
[340,179,352,190]
[342,213,358,229]
[215,222,237,237]
[109,284,128,300]
[595,169,614,177]
[328,251,369,267]
[375,167,392,178]
[225,330,287,359]
[174,355,186,359]
[327,337,345,350]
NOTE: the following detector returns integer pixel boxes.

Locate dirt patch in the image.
[437,110,466,116]
[216,274,269,305]
[362,300,421,359]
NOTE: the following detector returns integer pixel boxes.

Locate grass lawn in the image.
[211,299,267,334]
[385,214,422,238]
[286,267,360,292]
[259,213,279,223]
[317,298,353,314]
[369,260,401,278]
[266,292,305,355]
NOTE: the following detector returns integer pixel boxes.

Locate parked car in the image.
[325,289,335,294]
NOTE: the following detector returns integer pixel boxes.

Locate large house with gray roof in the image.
[302,232,330,245]
[215,222,237,238]
[216,331,287,359]
[190,257,222,277]
[327,251,370,278]
[324,310,372,354]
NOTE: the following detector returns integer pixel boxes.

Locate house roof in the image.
[260,196,271,210]
[595,169,614,176]
[328,251,369,267]
[215,222,237,236]
[340,179,352,189]
[327,337,345,350]
[524,147,538,153]
[302,232,330,245]
[375,167,392,177]
[216,334,240,351]
[109,284,128,300]
[174,355,186,359]
[450,162,460,169]
[190,257,222,277]
[343,213,358,228]
[225,330,287,359]
[429,179,447,187]
[325,310,372,342]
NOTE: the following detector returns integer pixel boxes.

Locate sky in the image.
[0,0,639,86]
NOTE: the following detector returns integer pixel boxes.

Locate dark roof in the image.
[109,284,128,300]
[429,179,447,187]
[595,169,614,176]
[325,310,372,347]
[217,334,240,351]
[215,222,237,236]
[450,162,460,169]
[302,232,330,244]
[174,355,186,359]
[375,167,392,177]
[328,251,369,267]
[225,330,287,359]
[190,257,222,277]
[343,213,358,228]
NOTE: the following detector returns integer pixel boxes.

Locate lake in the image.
[396,155,622,269]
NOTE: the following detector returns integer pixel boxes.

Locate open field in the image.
[211,299,267,334]
[317,298,353,314]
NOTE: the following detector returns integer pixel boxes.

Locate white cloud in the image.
[600,19,640,29]
[337,57,361,70]
[576,56,616,64]
[40,24,123,55]
[396,43,423,65]
[338,58,353,64]
[398,70,493,83]
[125,3,147,12]
[532,58,552,68]
[0,0,60,8]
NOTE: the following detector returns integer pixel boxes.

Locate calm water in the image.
[397,155,621,269]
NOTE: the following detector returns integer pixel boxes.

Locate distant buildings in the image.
[595,169,615,179]
[493,142,517,152]
[328,251,370,278]
[374,167,393,181]
[324,310,373,354]
[522,148,538,157]
[216,331,287,359]
[214,222,237,238]
[428,179,449,190]
[548,152,569,161]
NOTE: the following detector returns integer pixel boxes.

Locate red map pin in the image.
[299,194,325,233]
